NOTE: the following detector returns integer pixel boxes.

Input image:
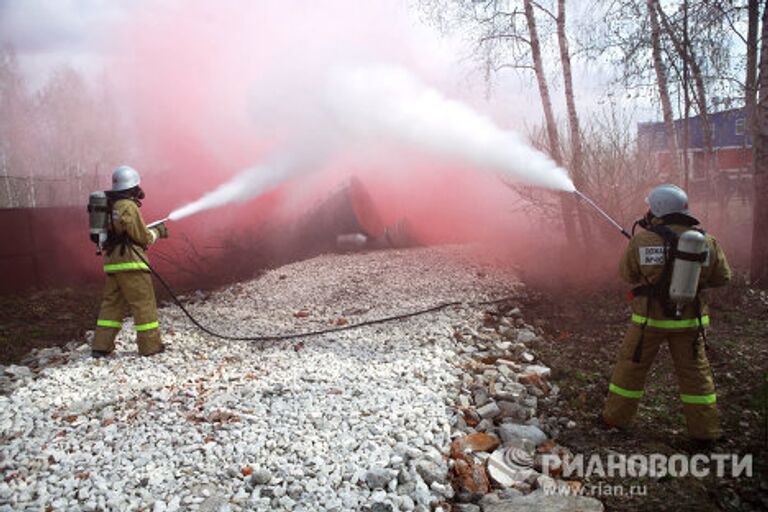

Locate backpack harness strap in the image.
[629,224,707,363]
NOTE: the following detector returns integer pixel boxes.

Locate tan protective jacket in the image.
[620,221,731,330]
[103,199,160,273]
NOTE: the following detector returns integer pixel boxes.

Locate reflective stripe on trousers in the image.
[610,384,716,404]
[681,393,716,404]
[134,321,159,331]
[103,262,149,272]
[97,319,122,328]
[609,382,644,399]
[97,319,158,331]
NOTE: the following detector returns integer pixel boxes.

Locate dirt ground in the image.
[1,267,766,512]
[0,283,198,365]
[0,273,239,366]
[0,286,102,365]
[519,276,768,512]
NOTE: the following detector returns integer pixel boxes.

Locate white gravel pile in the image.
[0,246,521,512]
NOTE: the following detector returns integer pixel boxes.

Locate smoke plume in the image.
[102,0,580,273]
[326,65,575,192]
[167,63,574,223]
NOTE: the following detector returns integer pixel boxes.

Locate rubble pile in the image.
[444,306,603,511]
[1,246,601,511]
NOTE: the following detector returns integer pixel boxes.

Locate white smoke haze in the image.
[326,65,575,192]
[167,136,333,221]
[168,152,312,221]
[86,0,577,225]
[168,64,575,222]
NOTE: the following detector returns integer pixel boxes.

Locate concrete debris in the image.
[444,286,603,512]
[522,365,551,378]
[458,432,501,453]
[516,329,538,344]
[487,448,538,488]
[483,490,604,512]
[477,402,501,419]
[414,459,448,486]
[249,469,273,486]
[0,246,599,511]
[365,468,398,489]
[497,401,531,422]
[498,424,548,446]
[453,504,481,512]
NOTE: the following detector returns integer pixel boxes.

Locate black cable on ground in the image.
[129,243,517,342]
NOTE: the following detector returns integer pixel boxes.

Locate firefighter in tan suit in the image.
[92,166,169,357]
[603,184,731,441]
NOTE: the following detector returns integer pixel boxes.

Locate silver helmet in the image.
[646,184,690,218]
[111,165,140,191]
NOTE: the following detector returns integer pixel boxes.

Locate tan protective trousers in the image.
[92,271,163,356]
[603,324,720,440]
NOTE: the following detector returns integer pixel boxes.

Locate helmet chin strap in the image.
[632,210,654,235]
[105,186,144,207]
[133,190,143,207]
[642,210,655,226]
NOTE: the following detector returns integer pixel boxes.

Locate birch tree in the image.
[752,4,768,284]
[421,0,590,245]
[746,0,760,137]
[524,0,582,247]
[556,0,591,238]
[647,0,683,180]
[657,3,714,151]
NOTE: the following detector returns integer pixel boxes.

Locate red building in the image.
[637,108,752,198]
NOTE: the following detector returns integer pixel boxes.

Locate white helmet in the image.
[111,165,140,191]
[646,184,690,218]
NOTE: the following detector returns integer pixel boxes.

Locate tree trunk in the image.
[747,0,760,135]
[523,0,578,246]
[686,48,714,195]
[745,0,760,204]
[656,2,714,194]
[523,0,561,165]
[556,0,592,240]
[647,0,682,181]
[752,3,768,285]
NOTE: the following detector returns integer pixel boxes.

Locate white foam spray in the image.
[326,65,575,192]
[167,64,575,222]
[168,151,318,221]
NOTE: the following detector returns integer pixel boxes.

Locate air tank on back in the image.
[87,191,109,253]
[669,230,708,318]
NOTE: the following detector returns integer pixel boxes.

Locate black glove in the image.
[154,222,169,239]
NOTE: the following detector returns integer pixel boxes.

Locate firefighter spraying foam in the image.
[601,184,731,444]
[87,166,170,357]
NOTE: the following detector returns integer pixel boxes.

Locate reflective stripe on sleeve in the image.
[134,321,159,332]
[631,313,710,329]
[97,319,122,328]
[104,262,150,272]
[609,383,644,399]
[680,393,717,404]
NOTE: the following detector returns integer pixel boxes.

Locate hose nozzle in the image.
[147,217,170,229]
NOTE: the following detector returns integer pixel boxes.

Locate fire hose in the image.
[128,243,516,342]
[572,190,631,239]
[134,189,627,341]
